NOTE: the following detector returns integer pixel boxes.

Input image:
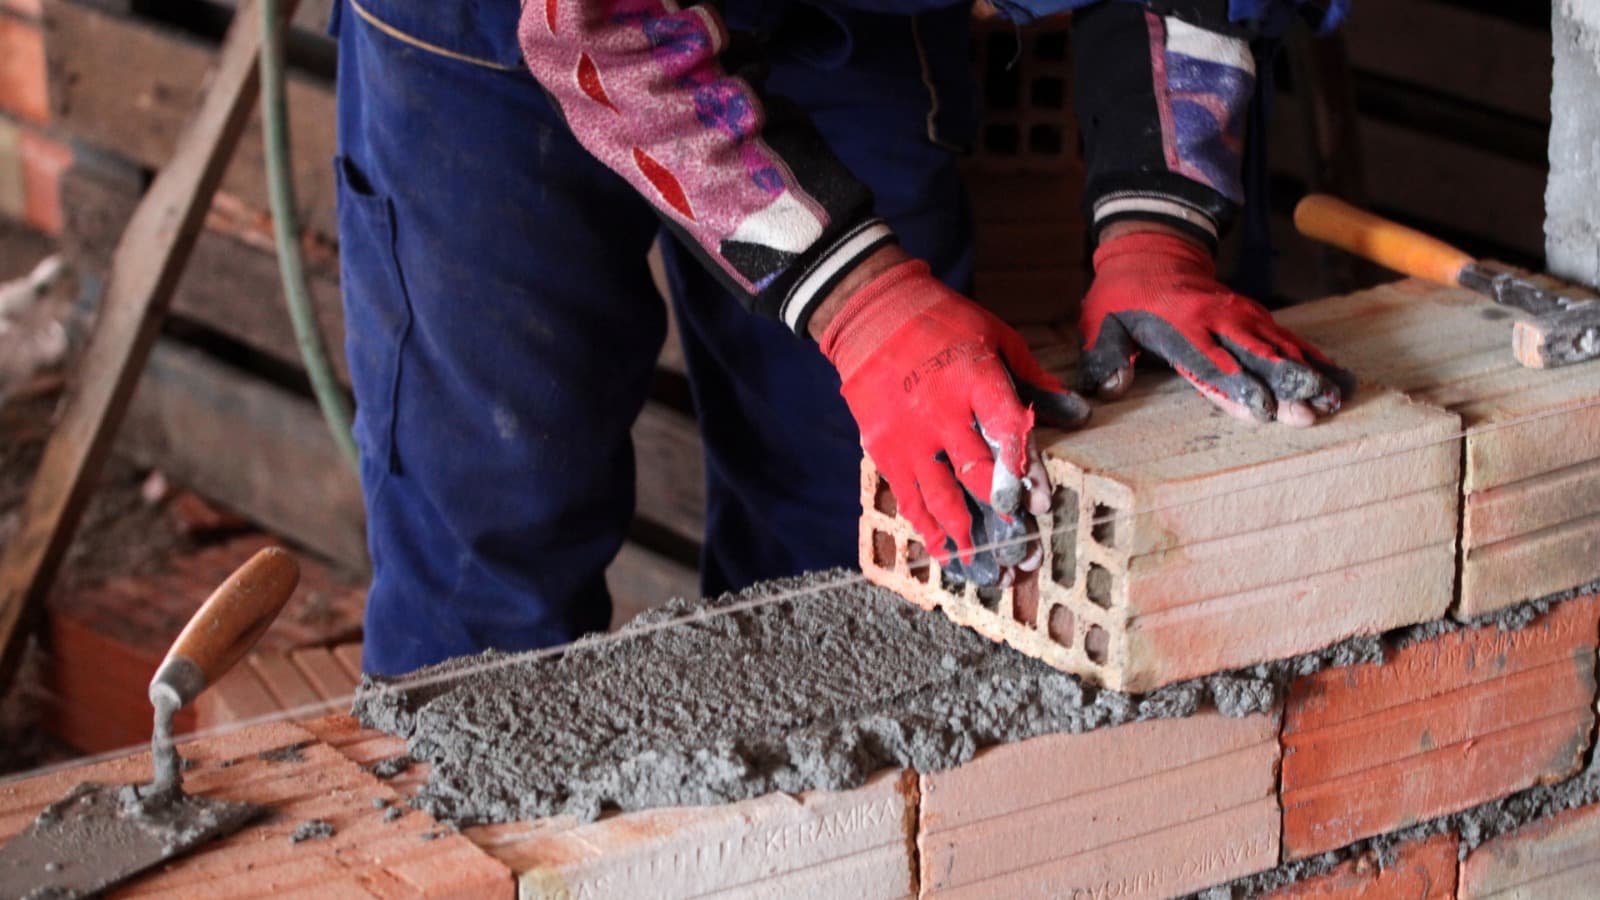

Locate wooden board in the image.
[44,0,340,240]
[0,720,513,898]
[62,157,350,384]
[863,284,1465,691]
[118,339,370,571]
[1298,277,1600,617]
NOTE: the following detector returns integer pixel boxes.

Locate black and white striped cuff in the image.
[779,219,897,336]
[1093,192,1220,247]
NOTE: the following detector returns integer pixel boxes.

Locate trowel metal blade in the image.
[0,781,263,899]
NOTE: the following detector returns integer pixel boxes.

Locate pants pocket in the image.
[335,154,413,477]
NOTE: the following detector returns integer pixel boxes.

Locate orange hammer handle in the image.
[1294,194,1476,287]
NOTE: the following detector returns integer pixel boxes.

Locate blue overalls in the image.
[333,0,980,674]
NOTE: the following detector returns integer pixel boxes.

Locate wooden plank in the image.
[632,402,705,545]
[44,0,339,239]
[118,339,369,571]
[1343,0,1551,123]
[607,541,698,629]
[62,159,350,383]
[0,0,290,687]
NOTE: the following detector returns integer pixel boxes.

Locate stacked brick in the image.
[0,0,68,234]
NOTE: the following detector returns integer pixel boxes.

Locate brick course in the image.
[1281,595,1600,859]
[1268,833,1459,898]
[1459,798,1600,898]
[917,710,1282,899]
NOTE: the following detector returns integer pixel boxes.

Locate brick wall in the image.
[0,3,67,234]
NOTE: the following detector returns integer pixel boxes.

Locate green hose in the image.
[260,0,360,470]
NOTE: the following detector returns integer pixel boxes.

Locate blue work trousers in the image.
[332,1,976,674]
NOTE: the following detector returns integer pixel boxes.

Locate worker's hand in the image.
[816,252,1090,584]
[1078,226,1355,426]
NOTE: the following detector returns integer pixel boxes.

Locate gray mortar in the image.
[365,755,413,780]
[257,741,312,764]
[289,819,334,844]
[355,572,1386,826]
[1192,752,1600,898]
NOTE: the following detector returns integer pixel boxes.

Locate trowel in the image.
[0,547,300,899]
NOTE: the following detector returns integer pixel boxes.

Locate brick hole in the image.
[983,123,1020,156]
[872,531,896,569]
[1085,624,1110,664]
[1030,76,1065,109]
[1086,563,1114,608]
[1034,31,1067,61]
[1090,503,1118,548]
[1028,124,1063,156]
[977,585,1003,612]
[1011,571,1040,627]
[983,33,1021,109]
[907,540,931,584]
[1047,604,1074,645]
[873,477,897,516]
[1049,486,1079,588]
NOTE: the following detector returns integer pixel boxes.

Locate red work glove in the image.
[820,259,1090,574]
[1079,231,1355,426]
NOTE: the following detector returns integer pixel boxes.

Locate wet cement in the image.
[0,782,261,899]
[289,819,334,844]
[355,572,1382,826]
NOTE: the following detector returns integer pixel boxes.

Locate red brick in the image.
[1281,595,1600,859]
[1268,833,1459,898]
[1459,799,1600,898]
[0,16,47,124]
[918,711,1282,898]
[0,721,513,898]
[475,770,918,899]
[0,0,41,19]
[17,125,66,234]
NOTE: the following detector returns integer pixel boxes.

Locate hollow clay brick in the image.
[17,126,66,234]
[1281,595,1600,860]
[1459,798,1600,898]
[1302,277,1600,618]
[861,301,1461,690]
[0,16,46,124]
[1267,833,1459,898]
[917,710,1282,899]
[473,770,918,900]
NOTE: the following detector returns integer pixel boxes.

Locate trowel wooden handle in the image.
[152,547,299,707]
[1294,193,1476,287]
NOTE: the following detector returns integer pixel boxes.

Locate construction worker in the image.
[332,0,1353,675]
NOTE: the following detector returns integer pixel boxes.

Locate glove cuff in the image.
[819,259,944,380]
[1092,230,1218,278]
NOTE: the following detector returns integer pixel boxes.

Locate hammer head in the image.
[1513,302,1600,369]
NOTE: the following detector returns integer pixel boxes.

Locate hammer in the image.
[1294,194,1600,369]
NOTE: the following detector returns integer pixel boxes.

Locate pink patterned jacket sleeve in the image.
[521,1,896,335]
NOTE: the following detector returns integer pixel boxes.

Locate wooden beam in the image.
[0,0,292,687]
[43,0,339,238]
[118,339,369,570]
